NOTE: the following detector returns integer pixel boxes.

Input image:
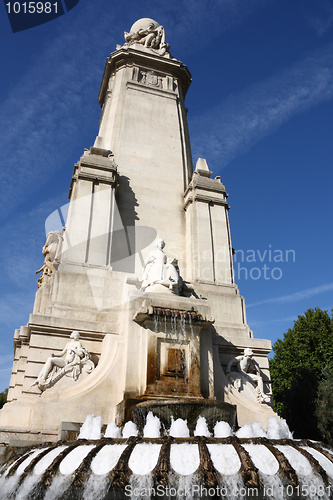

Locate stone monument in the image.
[0,18,275,446]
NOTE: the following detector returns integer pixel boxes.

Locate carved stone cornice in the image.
[69,147,119,197]
[98,47,192,107]
[184,173,229,210]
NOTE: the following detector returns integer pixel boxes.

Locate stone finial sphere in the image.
[130,18,159,33]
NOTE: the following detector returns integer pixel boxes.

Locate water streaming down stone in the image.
[1,414,333,499]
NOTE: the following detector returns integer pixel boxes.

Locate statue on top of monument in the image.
[123,18,171,57]
[31,331,95,392]
[226,348,271,404]
[35,230,63,288]
[141,239,183,295]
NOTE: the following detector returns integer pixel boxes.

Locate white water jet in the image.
[194,416,211,437]
[236,421,266,438]
[169,418,190,437]
[91,415,103,439]
[143,412,161,438]
[122,420,138,438]
[104,422,122,438]
[213,420,233,437]
[78,414,102,440]
[266,417,293,439]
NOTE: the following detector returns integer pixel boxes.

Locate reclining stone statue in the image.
[31,331,95,391]
[226,348,270,404]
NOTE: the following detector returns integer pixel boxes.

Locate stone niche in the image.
[133,296,214,399]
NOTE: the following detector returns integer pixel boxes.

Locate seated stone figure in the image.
[31,331,94,391]
[141,239,182,294]
[226,348,270,404]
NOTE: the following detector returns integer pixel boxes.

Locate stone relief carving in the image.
[140,70,163,88]
[141,239,183,295]
[226,348,271,404]
[124,20,170,57]
[31,331,95,392]
[35,230,63,288]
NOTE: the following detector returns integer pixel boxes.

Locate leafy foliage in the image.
[0,388,8,409]
[316,366,333,445]
[270,308,333,440]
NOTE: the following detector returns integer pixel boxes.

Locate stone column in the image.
[184,158,234,285]
[93,47,193,276]
[62,147,119,267]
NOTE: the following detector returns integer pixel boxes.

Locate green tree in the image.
[316,366,333,445]
[0,388,8,409]
[270,308,333,440]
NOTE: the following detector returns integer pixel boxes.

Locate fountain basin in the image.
[1,436,333,499]
[131,398,237,434]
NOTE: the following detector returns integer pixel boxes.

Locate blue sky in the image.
[0,0,332,391]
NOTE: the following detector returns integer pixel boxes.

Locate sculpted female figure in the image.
[141,239,181,294]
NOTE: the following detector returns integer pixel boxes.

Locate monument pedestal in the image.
[0,18,277,444]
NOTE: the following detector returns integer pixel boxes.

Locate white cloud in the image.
[247,283,333,308]
[248,315,298,326]
[157,0,271,52]
[190,43,333,167]
[0,193,67,287]
[306,0,333,37]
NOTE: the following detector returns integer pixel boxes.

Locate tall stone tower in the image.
[0,19,275,445]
